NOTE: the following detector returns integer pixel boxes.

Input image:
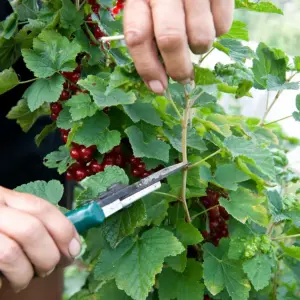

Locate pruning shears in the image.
[65,162,188,234]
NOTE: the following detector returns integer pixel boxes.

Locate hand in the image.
[0,186,81,293]
[124,0,234,94]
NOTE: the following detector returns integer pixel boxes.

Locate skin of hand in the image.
[0,186,81,293]
[123,0,234,94]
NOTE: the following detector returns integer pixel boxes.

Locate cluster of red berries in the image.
[50,65,81,121]
[111,0,125,16]
[200,189,230,247]
[128,156,162,179]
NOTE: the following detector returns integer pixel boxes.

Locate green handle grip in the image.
[65,202,106,234]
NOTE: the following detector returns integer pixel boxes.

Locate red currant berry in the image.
[114,154,124,167]
[201,196,211,208]
[112,6,120,15]
[201,230,210,240]
[103,154,115,164]
[219,206,230,220]
[88,0,97,5]
[80,146,94,162]
[209,221,219,231]
[50,103,62,115]
[74,168,88,181]
[60,90,70,101]
[132,168,142,177]
[112,145,122,154]
[86,14,93,22]
[62,133,68,143]
[69,161,86,173]
[141,171,151,178]
[63,81,69,89]
[92,3,100,14]
[66,171,73,181]
[129,156,141,166]
[89,160,104,173]
[70,72,80,83]
[70,147,81,160]
[51,113,58,120]
[208,207,220,221]
[94,27,105,39]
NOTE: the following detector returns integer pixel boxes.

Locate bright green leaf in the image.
[220,20,249,41]
[235,0,283,14]
[280,244,300,261]
[175,220,203,247]
[194,67,220,85]
[60,0,84,33]
[97,281,131,299]
[1,13,18,39]
[266,190,290,223]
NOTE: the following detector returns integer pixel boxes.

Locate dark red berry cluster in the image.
[204,295,212,300]
[129,156,162,179]
[111,0,125,16]
[200,189,230,247]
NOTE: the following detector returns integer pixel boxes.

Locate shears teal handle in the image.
[65,202,106,235]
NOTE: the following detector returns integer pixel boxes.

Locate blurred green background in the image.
[235,0,300,56]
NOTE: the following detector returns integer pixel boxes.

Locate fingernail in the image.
[180,78,191,85]
[68,238,81,258]
[15,283,29,293]
[38,267,55,278]
[148,80,165,94]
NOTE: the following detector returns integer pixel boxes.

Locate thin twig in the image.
[198,48,214,66]
[272,233,300,241]
[180,86,192,223]
[259,73,297,126]
[263,115,293,126]
[191,204,220,220]
[188,149,222,170]
[166,89,182,120]
[19,78,38,84]
[76,0,80,10]
[79,0,87,9]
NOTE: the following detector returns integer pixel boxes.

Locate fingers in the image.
[0,232,34,292]
[0,206,60,278]
[184,0,215,54]
[150,0,193,83]
[210,0,235,37]
[124,0,168,94]
[1,187,81,260]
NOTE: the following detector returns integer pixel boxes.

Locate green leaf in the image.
[296,94,300,111]
[15,180,64,205]
[12,0,39,21]
[252,43,286,90]
[123,103,162,126]
[35,122,57,147]
[0,37,21,70]
[280,244,300,261]
[94,228,184,300]
[78,75,136,107]
[78,166,129,201]
[242,254,274,291]
[6,99,49,132]
[56,107,74,130]
[158,259,204,300]
[44,146,74,175]
[214,39,255,62]
[293,111,300,122]
[142,185,173,226]
[65,93,97,121]
[194,67,220,85]
[266,75,299,91]
[224,136,276,182]
[60,0,84,33]
[220,21,249,41]
[95,129,121,154]
[24,74,65,111]
[164,125,207,153]
[1,13,18,40]
[101,201,146,248]
[0,68,19,95]
[165,251,187,273]
[125,126,170,162]
[203,239,251,300]
[235,0,283,14]
[213,163,250,191]
[266,190,290,223]
[22,30,81,78]
[97,281,131,299]
[175,220,203,247]
[294,57,300,72]
[219,188,269,226]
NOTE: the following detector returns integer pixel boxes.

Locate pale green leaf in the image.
[125,126,170,162]
[280,244,300,261]
[242,254,274,291]
[219,188,269,226]
[220,20,249,41]
[94,228,184,300]
[56,107,74,130]
[175,220,203,247]
[15,180,64,205]
[266,190,290,223]
[235,0,283,14]
[24,74,65,111]
[60,0,84,33]
[194,67,220,85]
[266,75,299,91]
[97,281,131,299]
[1,13,18,39]
[158,260,204,300]
[0,68,19,95]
